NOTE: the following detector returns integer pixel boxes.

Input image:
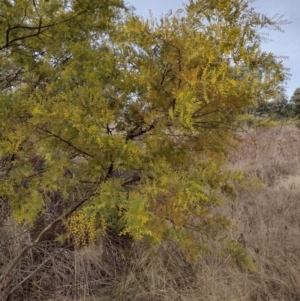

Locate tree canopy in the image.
[291,87,300,115]
[0,0,288,287]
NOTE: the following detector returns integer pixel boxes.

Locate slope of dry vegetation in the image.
[1,125,300,301]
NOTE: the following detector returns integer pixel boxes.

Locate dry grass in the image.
[1,125,300,301]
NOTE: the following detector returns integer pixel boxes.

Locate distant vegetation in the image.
[248,87,300,120]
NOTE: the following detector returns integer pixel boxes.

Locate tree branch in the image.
[0,196,89,299]
[37,127,93,159]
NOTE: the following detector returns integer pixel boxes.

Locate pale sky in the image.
[127,0,300,99]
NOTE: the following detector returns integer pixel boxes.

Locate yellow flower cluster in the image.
[66,208,97,247]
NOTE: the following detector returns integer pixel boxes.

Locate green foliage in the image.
[224,240,257,271]
[291,88,300,103]
[291,88,300,117]
[248,88,295,120]
[0,0,288,261]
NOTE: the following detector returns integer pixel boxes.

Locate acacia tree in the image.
[0,0,288,297]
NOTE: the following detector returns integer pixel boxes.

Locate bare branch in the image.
[0,196,90,299]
